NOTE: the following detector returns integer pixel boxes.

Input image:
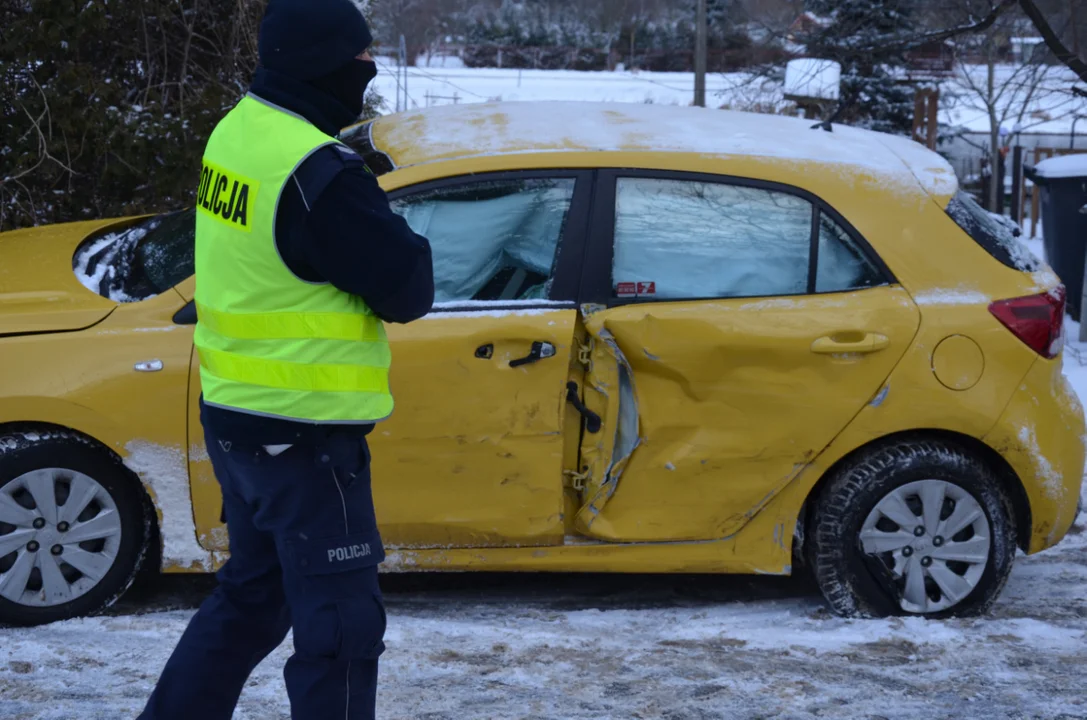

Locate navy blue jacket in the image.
[201,68,434,445]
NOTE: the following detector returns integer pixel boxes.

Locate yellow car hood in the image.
[0,218,125,335]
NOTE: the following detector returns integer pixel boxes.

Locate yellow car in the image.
[0,101,1083,626]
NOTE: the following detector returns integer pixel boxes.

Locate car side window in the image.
[73,208,196,303]
[815,213,884,293]
[610,177,885,301]
[390,178,576,303]
[611,178,813,300]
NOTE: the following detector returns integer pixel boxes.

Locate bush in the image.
[0,0,381,231]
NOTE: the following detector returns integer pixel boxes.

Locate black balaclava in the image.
[257,0,376,128]
[259,0,372,81]
[311,57,378,119]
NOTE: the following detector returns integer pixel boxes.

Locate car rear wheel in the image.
[808,438,1017,618]
[0,430,152,626]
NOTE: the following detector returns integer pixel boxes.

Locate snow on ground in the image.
[940,64,1086,136]
[1,511,1086,720]
[369,65,777,113]
[368,63,1087,137]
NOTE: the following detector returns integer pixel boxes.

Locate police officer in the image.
[138,0,433,717]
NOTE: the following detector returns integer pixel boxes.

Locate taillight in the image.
[988,286,1066,359]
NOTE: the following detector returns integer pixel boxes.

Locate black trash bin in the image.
[1027,154,1087,320]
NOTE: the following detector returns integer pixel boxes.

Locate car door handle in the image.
[811,333,890,355]
[510,341,556,368]
[566,382,602,433]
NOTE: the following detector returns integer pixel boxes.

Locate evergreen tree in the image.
[801,0,917,134]
[463,0,754,71]
[1,0,382,231]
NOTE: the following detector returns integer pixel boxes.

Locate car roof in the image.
[364,101,957,201]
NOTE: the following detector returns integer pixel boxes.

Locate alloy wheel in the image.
[0,469,123,607]
[859,479,991,614]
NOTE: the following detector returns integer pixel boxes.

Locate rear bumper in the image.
[984,357,1086,554]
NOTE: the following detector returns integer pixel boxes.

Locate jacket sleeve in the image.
[300,155,435,324]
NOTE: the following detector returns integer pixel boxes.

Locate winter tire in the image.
[808,438,1017,618]
[0,430,152,626]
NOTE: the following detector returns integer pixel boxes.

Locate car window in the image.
[945,190,1040,271]
[816,213,884,293]
[73,209,196,303]
[391,178,576,303]
[611,178,813,300]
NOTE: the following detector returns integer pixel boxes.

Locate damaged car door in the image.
[571,171,920,543]
[371,171,593,549]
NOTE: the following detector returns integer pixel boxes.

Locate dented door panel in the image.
[576,287,921,542]
[573,324,641,534]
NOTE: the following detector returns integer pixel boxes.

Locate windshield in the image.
[945,191,1040,272]
[73,209,195,302]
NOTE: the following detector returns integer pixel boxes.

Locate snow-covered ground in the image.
[369,64,783,113]
[940,63,1085,136]
[368,62,1087,137]
[1,512,1086,720]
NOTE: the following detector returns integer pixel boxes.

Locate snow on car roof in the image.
[368,101,957,198]
[1033,153,1087,179]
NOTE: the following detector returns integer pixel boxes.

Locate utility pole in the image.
[694,0,707,107]
[401,35,411,110]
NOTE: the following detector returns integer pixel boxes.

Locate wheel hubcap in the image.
[0,469,122,607]
[859,479,991,614]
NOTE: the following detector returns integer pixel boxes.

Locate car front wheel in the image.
[0,430,152,626]
[808,438,1017,618]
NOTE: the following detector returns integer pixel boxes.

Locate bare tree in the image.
[948,11,1082,210]
[589,0,679,65]
[798,0,1018,54]
[371,0,449,65]
[1018,0,1087,83]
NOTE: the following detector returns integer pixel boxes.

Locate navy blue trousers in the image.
[139,426,387,720]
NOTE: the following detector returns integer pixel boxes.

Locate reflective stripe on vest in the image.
[194,94,393,424]
[196,303,381,342]
[198,348,390,394]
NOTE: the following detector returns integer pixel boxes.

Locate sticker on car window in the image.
[616,281,656,298]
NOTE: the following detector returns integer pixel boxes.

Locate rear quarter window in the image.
[945,191,1041,271]
[73,209,195,302]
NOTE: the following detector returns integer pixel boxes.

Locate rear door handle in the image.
[811,333,889,355]
[510,341,556,368]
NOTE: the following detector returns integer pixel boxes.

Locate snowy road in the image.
[2,498,1086,720]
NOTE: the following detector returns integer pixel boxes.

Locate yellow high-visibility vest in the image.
[194,93,392,423]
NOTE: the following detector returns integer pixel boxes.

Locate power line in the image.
[398,65,491,100]
[386,65,724,95]
[374,57,423,110]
